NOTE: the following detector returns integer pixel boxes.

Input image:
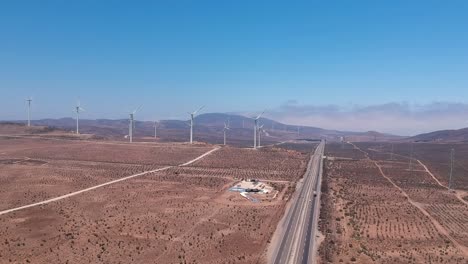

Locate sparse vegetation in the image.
[318,142,468,263]
[0,137,313,263]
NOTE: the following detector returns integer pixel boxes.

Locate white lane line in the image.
[0,147,220,216]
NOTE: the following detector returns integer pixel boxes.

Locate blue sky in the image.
[1,1,468,133]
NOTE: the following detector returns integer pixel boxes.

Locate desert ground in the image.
[0,136,316,263]
[319,142,468,263]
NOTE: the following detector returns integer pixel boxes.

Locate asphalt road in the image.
[272,140,325,264]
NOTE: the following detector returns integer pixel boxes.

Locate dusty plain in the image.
[0,137,316,263]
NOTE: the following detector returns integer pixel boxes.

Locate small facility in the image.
[228,179,274,202]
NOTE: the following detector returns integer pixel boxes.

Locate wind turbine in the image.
[26,97,32,126]
[153,121,158,139]
[253,111,264,149]
[223,119,230,146]
[258,124,264,148]
[128,105,142,143]
[188,106,204,144]
[74,100,85,134]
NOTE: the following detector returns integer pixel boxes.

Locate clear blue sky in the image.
[1,0,467,121]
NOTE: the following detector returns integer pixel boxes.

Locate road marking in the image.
[0,147,220,217]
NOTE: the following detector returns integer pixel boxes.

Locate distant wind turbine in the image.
[188,106,205,144]
[223,119,230,146]
[258,124,264,148]
[253,111,265,149]
[74,100,85,134]
[26,97,32,127]
[153,121,158,139]
[128,105,142,143]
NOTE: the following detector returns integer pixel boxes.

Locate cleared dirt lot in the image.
[318,142,468,263]
[0,138,314,263]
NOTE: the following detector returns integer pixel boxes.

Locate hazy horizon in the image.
[3,100,468,136]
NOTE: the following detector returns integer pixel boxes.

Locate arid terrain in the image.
[319,142,468,263]
[0,135,316,263]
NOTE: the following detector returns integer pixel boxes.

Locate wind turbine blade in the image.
[133,104,143,114]
[193,105,205,115]
[256,110,265,120]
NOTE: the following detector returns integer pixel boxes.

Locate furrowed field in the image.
[318,142,468,264]
[0,137,314,263]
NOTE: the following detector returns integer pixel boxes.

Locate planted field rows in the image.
[0,174,283,264]
[357,142,468,191]
[0,137,313,263]
[192,146,309,182]
[319,144,467,264]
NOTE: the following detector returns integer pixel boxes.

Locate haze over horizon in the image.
[1,1,467,136]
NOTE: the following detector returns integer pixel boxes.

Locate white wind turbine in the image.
[253,111,264,149]
[258,124,264,148]
[128,105,142,143]
[188,106,204,144]
[26,97,33,127]
[153,121,158,139]
[223,119,230,146]
[74,100,85,134]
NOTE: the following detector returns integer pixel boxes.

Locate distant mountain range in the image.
[409,127,468,143]
[2,113,402,145]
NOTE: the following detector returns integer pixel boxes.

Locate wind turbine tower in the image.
[74,100,85,134]
[26,97,32,127]
[258,124,264,148]
[128,105,142,143]
[189,106,204,144]
[223,119,230,145]
[253,111,264,149]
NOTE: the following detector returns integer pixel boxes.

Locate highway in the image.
[271,140,325,264]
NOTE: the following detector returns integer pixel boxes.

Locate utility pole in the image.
[449,148,455,190]
[409,142,414,172]
[154,121,157,139]
[390,143,394,161]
